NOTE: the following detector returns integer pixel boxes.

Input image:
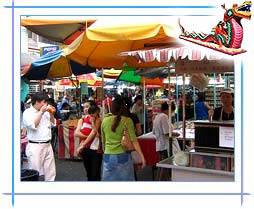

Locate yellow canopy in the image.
[86,16,179,41]
[64,17,183,68]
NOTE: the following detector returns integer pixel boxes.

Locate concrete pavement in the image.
[22,153,155,181]
[55,155,155,181]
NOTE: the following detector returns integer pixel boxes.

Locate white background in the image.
[0,0,254,208]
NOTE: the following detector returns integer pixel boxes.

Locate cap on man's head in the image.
[220,88,234,95]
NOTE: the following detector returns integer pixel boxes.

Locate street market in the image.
[20,7,249,182]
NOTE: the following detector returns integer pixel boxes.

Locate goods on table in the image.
[62,119,79,127]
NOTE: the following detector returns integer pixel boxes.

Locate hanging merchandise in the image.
[189,73,209,92]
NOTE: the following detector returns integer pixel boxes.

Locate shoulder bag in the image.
[121,118,135,152]
[121,118,142,164]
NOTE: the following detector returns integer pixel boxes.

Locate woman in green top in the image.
[101,95,146,181]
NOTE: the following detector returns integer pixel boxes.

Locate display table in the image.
[156,152,234,181]
[58,124,82,159]
[137,132,159,166]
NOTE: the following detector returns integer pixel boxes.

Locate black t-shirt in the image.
[213,106,234,121]
[129,113,140,126]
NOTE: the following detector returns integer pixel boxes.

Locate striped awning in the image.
[119,46,224,63]
[119,46,234,73]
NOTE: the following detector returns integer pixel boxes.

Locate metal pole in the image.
[182,74,186,151]
[193,87,196,120]
[102,68,105,118]
[143,80,146,134]
[213,73,216,107]
[167,66,172,157]
[176,74,179,129]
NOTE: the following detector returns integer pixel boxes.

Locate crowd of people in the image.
[21,86,234,181]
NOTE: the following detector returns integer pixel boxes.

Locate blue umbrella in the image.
[21,50,96,80]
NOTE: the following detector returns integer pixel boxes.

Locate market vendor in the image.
[209,88,234,121]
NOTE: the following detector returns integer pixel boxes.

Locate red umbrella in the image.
[58,73,102,86]
[145,85,163,89]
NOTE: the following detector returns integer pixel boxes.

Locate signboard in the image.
[176,58,234,74]
[40,45,67,56]
[219,126,234,148]
[80,82,88,95]
[40,45,59,56]
[55,84,65,92]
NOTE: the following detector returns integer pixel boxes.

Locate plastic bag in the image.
[131,151,142,164]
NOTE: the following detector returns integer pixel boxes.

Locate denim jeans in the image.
[102,152,135,181]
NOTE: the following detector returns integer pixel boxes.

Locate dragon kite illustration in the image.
[179,1,252,55]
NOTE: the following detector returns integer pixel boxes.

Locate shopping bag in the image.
[90,136,100,150]
[131,151,142,164]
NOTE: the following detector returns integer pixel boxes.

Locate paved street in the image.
[55,157,86,181]
[55,155,155,181]
[22,148,156,181]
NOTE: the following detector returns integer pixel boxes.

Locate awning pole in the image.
[167,66,172,157]
[143,80,146,134]
[102,68,105,118]
[182,74,186,150]
[176,74,179,129]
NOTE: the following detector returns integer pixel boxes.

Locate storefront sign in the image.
[55,84,65,92]
[80,82,88,95]
[40,45,59,56]
[219,126,234,148]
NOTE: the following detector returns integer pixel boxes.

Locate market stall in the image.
[137,133,159,166]
[157,120,234,181]
[58,120,81,159]
[121,41,236,181]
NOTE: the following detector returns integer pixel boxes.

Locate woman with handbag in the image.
[75,101,103,181]
[101,95,146,181]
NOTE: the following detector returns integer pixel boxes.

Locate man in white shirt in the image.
[153,102,172,157]
[23,92,56,181]
[152,101,180,180]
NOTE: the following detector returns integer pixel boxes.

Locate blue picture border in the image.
[3,1,247,207]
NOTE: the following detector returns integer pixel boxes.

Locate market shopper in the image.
[124,96,142,136]
[88,91,96,101]
[208,88,234,121]
[195,92,212,120]
[62,94,71,105]
[101,94,146,181]
[131,95,144,134]
[105,93,113,113]
[22,91,56,181]
[124,96,142,181]
[152,101,180,180]
[60,102,72,121]
[75,101,103,181]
